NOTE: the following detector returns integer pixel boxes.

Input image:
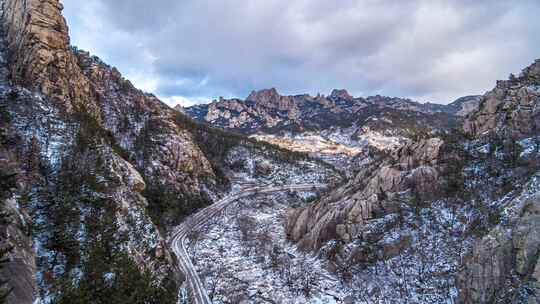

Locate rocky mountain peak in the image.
[329,89,353,100]
[247,88,281,103]
[246,87,296,111]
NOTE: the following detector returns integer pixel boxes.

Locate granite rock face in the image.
[1,0,219,210]
[464,59,540,138]
[2,0,94,113]
[0,0,226,302]
[456,175,540,304]
[74,50,217,199]
[285,138,443,250]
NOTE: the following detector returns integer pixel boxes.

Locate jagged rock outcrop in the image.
[456,174,540,304]
[1,0,219,203]
[1,0,95,113]
[285,138,443,250]
[74,50,217,198]
[0,0,226,302]
[329,89,353,100]
[246,87,297,111]
[0,0,220,222]
[464,59,540,138]
[186,87,457,171]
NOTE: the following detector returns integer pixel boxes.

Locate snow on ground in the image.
[3,88,77,170]
[182,138,493,304]
[249,127,405,172]
[188,187,480,304]
[226,146,340,187]
[189,192,349,304]
[250,133,363,157]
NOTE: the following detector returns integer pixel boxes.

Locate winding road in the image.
[170,183,327,304]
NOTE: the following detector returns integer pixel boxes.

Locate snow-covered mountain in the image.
[184,61,540,303]
[284,60,540,303]
[0,0,337,303]
[0,0,539,303]
[184,89,472,171]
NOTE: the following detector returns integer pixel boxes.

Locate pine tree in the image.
[26,137,41,176]
[0,169,15,303]
[0,222,13,304]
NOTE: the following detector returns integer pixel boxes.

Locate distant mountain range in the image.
[181,88,481,170]
[182,88,480,135]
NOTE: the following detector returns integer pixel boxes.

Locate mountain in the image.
[183,61,540,303]
[184,88,467,171]
[284,60,540,303]
[182,59,540,302]
[185,88,460,135]
[464,59,540,138]
[0,0,337,303]
[0,0,538,303]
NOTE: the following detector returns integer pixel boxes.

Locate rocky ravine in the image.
[457,173,540,303]
[284,59,540,303]
[0,0,538,302]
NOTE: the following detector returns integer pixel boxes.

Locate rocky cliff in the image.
[2,0,94,113]
[456,174,540,303]
[464,59,540,138]
[285,137,443,250]
[0,0,196,299]
[0,0,335,303]
[454,59,540,303]
[282,58,540,303]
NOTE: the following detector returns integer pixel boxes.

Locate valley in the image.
[0,0,539,304]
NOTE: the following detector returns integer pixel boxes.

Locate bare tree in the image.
[254,225,273,256]
[237,214,256,242]
[207,266,225,301]
[297,255,319,297]
[269,244,282,270]
[237,214,257,256]
[279,254,294,288]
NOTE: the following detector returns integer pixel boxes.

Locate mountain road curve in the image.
[170,183,327,304]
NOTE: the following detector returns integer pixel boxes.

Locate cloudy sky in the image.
[62,0,540,107]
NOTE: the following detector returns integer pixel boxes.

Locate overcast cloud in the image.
[61,0,540,106]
